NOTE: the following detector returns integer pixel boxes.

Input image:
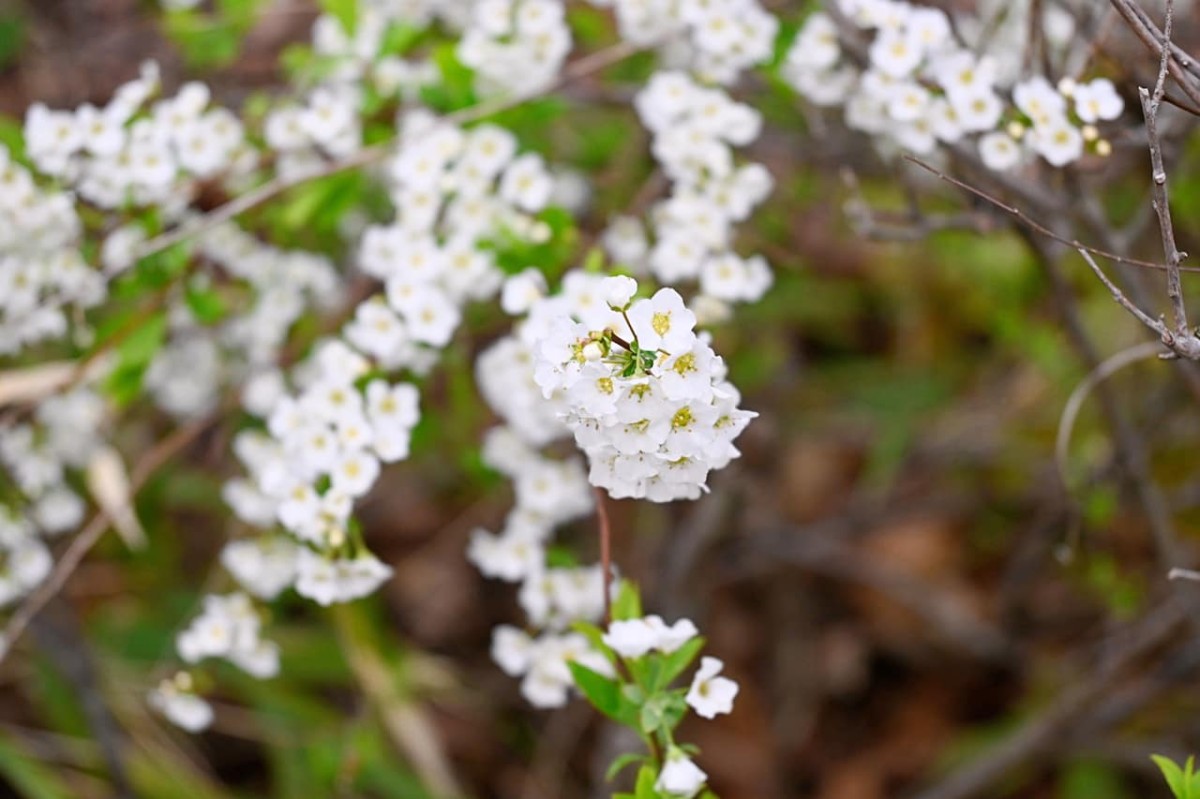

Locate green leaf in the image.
[634,765,660,799]
[570,621,612,661]
[612,580,642,621]
[184,284,228,325]
[319,0,358,34]
[568,661,621,719]
[103,312,169,407]
[0,16,24,71]
[639,697,665,734]
[606,753,647,782]
[656,637,706,689]
[420,44,476,112]
[1153,755,1187,798]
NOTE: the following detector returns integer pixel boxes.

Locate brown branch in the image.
[903,155,1200,274]
[1077,248,1171,336]
[1139,0,1193,346]
[1055,340,1165,493]
[1109,0,1200,109]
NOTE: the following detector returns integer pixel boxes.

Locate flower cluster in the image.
[532,279,756,502]
[568,599,741,797]
[264,86,362,177]
[598,0,778,84]
[140,223,341,419]
[227,343,416,605]
[616,71,774,314]
[458,0,573,95]
[467,425,610,707]
[25,63,248,209]
[0,148,97,355]
[783,2,1123,169]
[0,387,105,608]
[176,592,280,678]
[0,2,777,780]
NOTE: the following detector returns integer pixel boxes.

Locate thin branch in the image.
[1121,0,1200,84]
[1139,0,1192,340]
[1055,340,1165,493]
[903,155,1200,273]
[132,39,645,262]
[1109,0,1200,109]
[1077,248,1170,335]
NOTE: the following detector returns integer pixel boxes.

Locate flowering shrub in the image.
[0,0,1196,796]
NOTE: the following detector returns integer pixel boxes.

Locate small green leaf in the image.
[1153,755,1187,798]
[612,580,642,621]
[319,0,358,34]
[568,661,621,719]
[657,636,706,689]
[103,312,168,406]
[184,285,228,325]
[606,752,647,782]
[634,765,660,799]
[570,621,613,662]
[639,697,666,734]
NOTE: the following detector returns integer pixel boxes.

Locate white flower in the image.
[1074,78,1123,123]
[221,537,299,600]
[602,618,660,658]
[150,677,213,732]
[625,288,697,355]
[686,656,738,719]
[602,614,699,658]
[1030,118,1083,167]
[657,751,708,798]
[979,132,1022,171]
[491,625,535,676]
[602,275,638,309]
[1013,77,1067,127]
[501,268,548,315]
[499,153,553,212]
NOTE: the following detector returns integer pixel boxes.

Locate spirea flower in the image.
[531,282,755,501]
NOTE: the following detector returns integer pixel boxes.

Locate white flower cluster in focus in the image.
[783,2,1124,169]
[532,279,756,502]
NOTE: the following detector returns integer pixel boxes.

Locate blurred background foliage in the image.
[1,1,1199,798]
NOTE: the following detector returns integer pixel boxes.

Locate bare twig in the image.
[1139,0,1194,349]
[1055,340,1165,492]
[1109,0,1200,109]
[1077,248,1171,337]
[903,155,1200,274]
